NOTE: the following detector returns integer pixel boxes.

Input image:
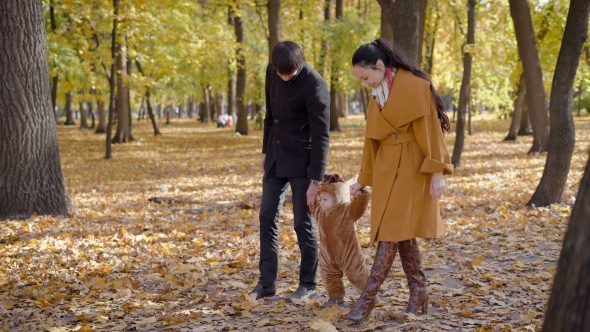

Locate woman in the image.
[345,38,453,322]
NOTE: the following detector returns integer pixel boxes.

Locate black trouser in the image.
[258,163,318,289]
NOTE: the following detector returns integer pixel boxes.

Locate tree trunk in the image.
[165,105,171,125]
[113,40,133,143]
[380,7,393,45]
[393,0,420,65]
[146,89,161,135]
[329,89,340,131]
[509,0,549,153]
[64,92,75,125]
[468,103,473,135]
[228,67,237,119]
[329,0,342,132]
[340,93,349,118]
[320,0,332,78]
[51,76,59,124]
[0,0,70,220]
[49,0,59,125]
[79,101,90,129]
[417,0,428,68]
[423,3,440,76]
[451,0,475,168]
[519,104,532,135]
[137,97,145,121]
[268,0,281,60]
[188,96,194,119]
[105,0,120,159]
[202,87,211,123]
[528,0,589,207]
[88,100,95,128]
[235,9,248,135]
[360,87,369,120]
[541,150,590,330]
[505,75,526,141]
[95,100,106,133]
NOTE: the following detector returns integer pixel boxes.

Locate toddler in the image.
[309,174,372,305]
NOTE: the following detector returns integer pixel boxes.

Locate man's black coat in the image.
[262,62,330,181]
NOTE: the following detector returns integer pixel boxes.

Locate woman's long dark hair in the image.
[352,38,450,133]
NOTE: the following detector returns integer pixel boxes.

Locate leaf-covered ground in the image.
[1,115,589,332]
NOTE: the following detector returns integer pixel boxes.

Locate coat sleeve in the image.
[262,63,274,154]
[357,137,381,186]
[346,190,370,221]
[308,199,322,220]
[412,92,453,175]
[305,75,330,181]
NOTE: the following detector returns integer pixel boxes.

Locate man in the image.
[252,41,330,300]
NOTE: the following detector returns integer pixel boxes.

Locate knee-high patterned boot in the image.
[398,238,428,314]
[344,241,398,322]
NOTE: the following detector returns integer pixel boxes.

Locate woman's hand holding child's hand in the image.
[350,183,366,197]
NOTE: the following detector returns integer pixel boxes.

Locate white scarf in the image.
[371,67,397,109]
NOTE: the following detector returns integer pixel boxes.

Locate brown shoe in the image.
[398,239,428,314]
[344,241,398,323]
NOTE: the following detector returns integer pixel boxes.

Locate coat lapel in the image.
[366,69,432,141]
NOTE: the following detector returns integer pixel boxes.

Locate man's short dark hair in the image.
[271,41,304,75]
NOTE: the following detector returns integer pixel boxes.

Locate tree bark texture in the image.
[417,0,428,68]
[0,0,70,220]
[235,11,248,135]
[105,0,119,159]
[95,100,106,133]
[505,75,526,141]
[519,105,532,135]
[335,0,342,19]
[451,0,475,168]
[187,96,194,119]
[64,92,75,125]
[49,0,59,125]
[113,40,133,143]
[228,67,237,118]
[528,0,590,207]
[88,100,94,128]
[202,87,211,123]
[79,101,90,129]
[319,0,333,78]
[542,153,590,331]
[380,7,394,45]
[267,0,281,60]
[423,3,439,76]
[509,0,549,153]
[393,0,420,65]
[329,89,340,131]
[328,0,342,132]
[51,76,59,124]
[146,89,161,135]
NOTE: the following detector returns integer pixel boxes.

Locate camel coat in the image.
[358,68,453,245]
[310,182,370,298]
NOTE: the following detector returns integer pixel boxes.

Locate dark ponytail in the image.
[352,38,450,134]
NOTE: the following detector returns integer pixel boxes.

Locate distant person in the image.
[345,38,453,322]
[227,115,234,127]
[251,41,330,301]
[308,174,372,307]
[217,114,228,128]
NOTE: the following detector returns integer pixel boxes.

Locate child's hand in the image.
[350,183,366,197]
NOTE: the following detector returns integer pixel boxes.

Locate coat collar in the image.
[365,68,432,139]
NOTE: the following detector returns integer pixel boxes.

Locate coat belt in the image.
[380,132,416,145]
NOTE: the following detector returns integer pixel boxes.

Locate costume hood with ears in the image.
[318,173,350,205]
